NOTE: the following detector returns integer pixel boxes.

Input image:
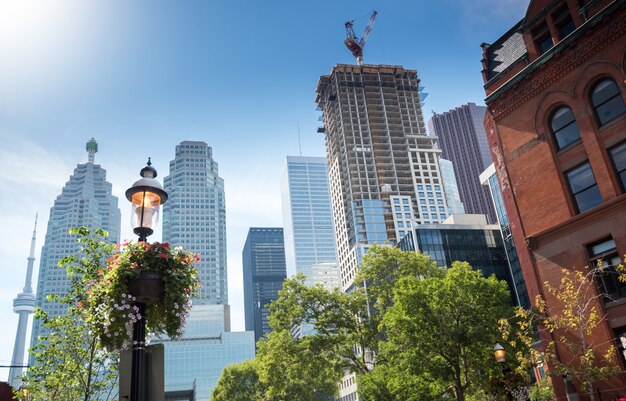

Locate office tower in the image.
[480,164,530,309]
[159,141,254,400]
[316,64,449,291]
[8,217,38,388]
[163,141,227,305]
[481,1,625,397]
[428,102,497,223]
[397,214,518,306]
[30,138,121,349]
[242,228,287,344]
[281,156,339,288]
[438,158,465,215]
[155,304,255,399]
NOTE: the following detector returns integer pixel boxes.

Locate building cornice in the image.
[486,1,626,120]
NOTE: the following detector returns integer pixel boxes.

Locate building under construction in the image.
[316,64,448,291]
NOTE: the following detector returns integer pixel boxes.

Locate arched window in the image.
[550,106,581,150]
[590,78,626,127]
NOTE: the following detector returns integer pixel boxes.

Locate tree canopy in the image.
[211,245,518,401]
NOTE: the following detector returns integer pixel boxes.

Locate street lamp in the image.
[494,342,507,364]
[125,159,168,401]
[125,158,168,242]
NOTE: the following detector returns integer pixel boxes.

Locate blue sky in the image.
[0,0,529,377]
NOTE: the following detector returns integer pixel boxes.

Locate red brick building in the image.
[481,0,626,399]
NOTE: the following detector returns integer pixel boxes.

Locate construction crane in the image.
[344,10,377,65]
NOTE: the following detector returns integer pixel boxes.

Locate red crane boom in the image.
[344,11,377,65]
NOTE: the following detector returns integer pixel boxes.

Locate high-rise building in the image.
[163,141,227,305]
[281,156,339,288]
[158,141,255,400]
[481,0,626,397]
[480,164,530,309]
[242,227,287,344]
[438,158,465,215]
[428,102,497,223]
[316,64,449,291]
[30,138,121,349]
[397,214,519,306]
[8,217,38,388]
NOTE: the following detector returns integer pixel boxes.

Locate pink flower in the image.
[159,253,169,260]
[76,301,83,308]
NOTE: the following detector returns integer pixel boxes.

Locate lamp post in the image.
[125,159,168,401]
[494,342,513,401]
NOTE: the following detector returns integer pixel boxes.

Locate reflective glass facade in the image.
[428,103,497,223]
[161,141,255,400]
[163,141,227,305]
[31,140,121,349]
[399,221,518,305]
[281,156,339,288]
[152,305,255,400]
[242,228,287,344]
[485,171,531,308]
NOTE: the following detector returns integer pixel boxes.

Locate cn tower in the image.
[8,216,38,388]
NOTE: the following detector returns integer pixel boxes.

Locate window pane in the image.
[596,97,626,126]
[590,238,617,257]
[551,107,580,149]
[567,162,603,213]
[538,36,553,53]
[610,142,626,190]
[591,79,626,126]
[575,186,603,212]
[592,80,620,106]
[558,19,575,38]
[567,163,596,193]
[551,107,575,132]
[555,123,581,149]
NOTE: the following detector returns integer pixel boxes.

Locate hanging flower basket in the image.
[81,241,200,350]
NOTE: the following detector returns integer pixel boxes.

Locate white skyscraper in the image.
[162,141,227,305]
[8,217,38,388]
[159,141,254,400]
[30,138,121,350]
[281,156,339,289]
[316,64,449,292]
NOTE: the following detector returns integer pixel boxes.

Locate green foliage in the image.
[501,265,623,401]
[211,360,264,401]
[212,246,518,401]
[529,378,555,401]
[18,227,118,401]
[256,330,343,400]
[380,262,514,401]
[84,240,200,349]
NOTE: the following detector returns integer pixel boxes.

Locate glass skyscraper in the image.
[428,102,497,223]
[242,228,287,344]
[30,138,121,349]
[480,164,530,308]
[159,141,255,400]
[281,156,339,289]
[163,141,227,305]
[438,158,466,215]
[397,214,519,306]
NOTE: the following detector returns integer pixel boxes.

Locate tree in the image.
[211,246,518,401]
[504,266,621,401]
[380,262,514,401]
[211,360,263,401]
[17,228,118,401]
[256,330,343,400]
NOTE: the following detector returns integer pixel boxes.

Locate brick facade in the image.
[482,1,626,399]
